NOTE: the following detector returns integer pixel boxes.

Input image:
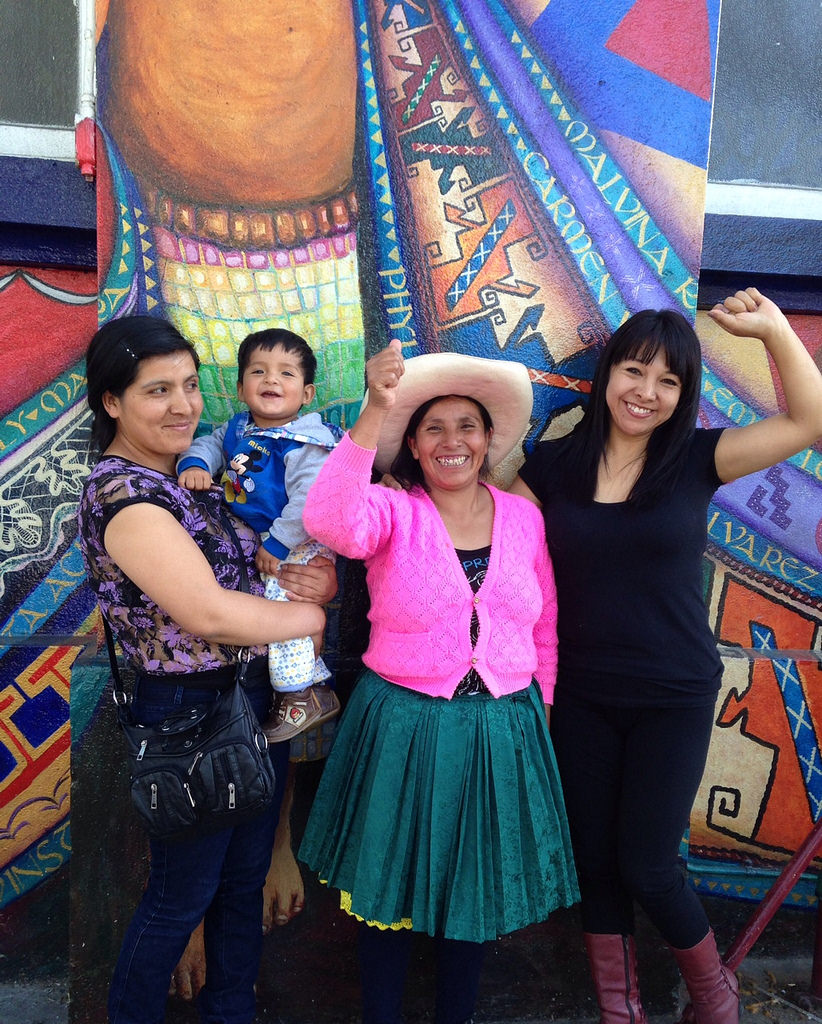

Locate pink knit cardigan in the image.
[303,433,558,702]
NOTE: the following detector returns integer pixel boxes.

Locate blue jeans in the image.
[108,670,289,1024]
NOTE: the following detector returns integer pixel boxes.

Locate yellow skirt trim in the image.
[322,882,413,931]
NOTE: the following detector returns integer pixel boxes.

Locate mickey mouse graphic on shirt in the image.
[221,447,266,504]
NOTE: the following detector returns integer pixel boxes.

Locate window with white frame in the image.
[0,0,79,160]
[706,0,820,223]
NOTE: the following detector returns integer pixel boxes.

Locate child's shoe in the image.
[262,684,340,743]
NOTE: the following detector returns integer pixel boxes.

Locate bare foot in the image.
[169,920,206,1000]
[262,764,305,933]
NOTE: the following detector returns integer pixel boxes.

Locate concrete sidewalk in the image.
[0,980,67,1024]
[1,956,820,1024]
[3,870,821,1023]
[733,957,822,1022]
[1,962,821,1023]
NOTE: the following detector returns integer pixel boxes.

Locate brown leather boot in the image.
[584,933,648,1023]
[671,929,739,1023]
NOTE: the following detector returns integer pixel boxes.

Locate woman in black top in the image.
[511,288,822,1024]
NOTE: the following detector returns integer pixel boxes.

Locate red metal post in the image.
[723,816,822,973]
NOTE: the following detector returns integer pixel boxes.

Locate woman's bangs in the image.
[622,327,692,383]
[623,335,664,367]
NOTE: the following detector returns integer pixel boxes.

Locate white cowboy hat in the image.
[365,351,533,474]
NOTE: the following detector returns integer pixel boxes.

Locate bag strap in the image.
[218,508,253,686]
[104,505,255,704]
[102,614,130,711]
[219,507,251,596]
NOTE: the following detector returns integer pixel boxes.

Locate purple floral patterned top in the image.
[78,456,266,674]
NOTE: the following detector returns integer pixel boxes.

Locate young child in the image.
[177,328,341,742]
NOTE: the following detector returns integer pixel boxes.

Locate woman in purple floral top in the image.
[78,315,334,1024]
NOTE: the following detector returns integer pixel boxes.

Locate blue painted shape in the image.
[0,741,17,784]
[530,0,719,167]
[33,582,97,637]
[699,382,822,576]
[446,200,517,309]
[10,687,69,748]
[751,623,822,823]
[379,0,432,31]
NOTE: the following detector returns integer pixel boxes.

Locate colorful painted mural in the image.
[1,0,818,937]
[0,265,97,907]
[85,0,822,904]
[95,0,364,430]
[690,312,822,904]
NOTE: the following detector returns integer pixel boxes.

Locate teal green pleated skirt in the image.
[299,670,579,942]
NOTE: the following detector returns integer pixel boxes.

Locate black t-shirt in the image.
[519,429,724,707]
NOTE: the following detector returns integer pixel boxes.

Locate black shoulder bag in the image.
[106,512,277,842]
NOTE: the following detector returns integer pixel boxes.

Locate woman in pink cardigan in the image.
[299,341,578,1024]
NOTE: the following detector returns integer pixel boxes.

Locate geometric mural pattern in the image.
[0,266,97,906]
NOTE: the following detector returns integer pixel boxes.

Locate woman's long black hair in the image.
[564,308,702,506]
[85,315,199,454]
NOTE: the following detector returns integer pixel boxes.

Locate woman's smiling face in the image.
[407,396,491,491]
[605,350,682,443]
[102,351,203,472]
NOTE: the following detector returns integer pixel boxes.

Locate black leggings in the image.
[357,923,486,1024]
[551,689,715,949]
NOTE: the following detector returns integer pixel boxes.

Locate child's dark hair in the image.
[85,315,199,455]
[237,329,316,385]
[389,395,494,491]
[565,308,702,506]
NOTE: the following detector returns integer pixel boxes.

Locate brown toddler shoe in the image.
[262,684,340,743]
